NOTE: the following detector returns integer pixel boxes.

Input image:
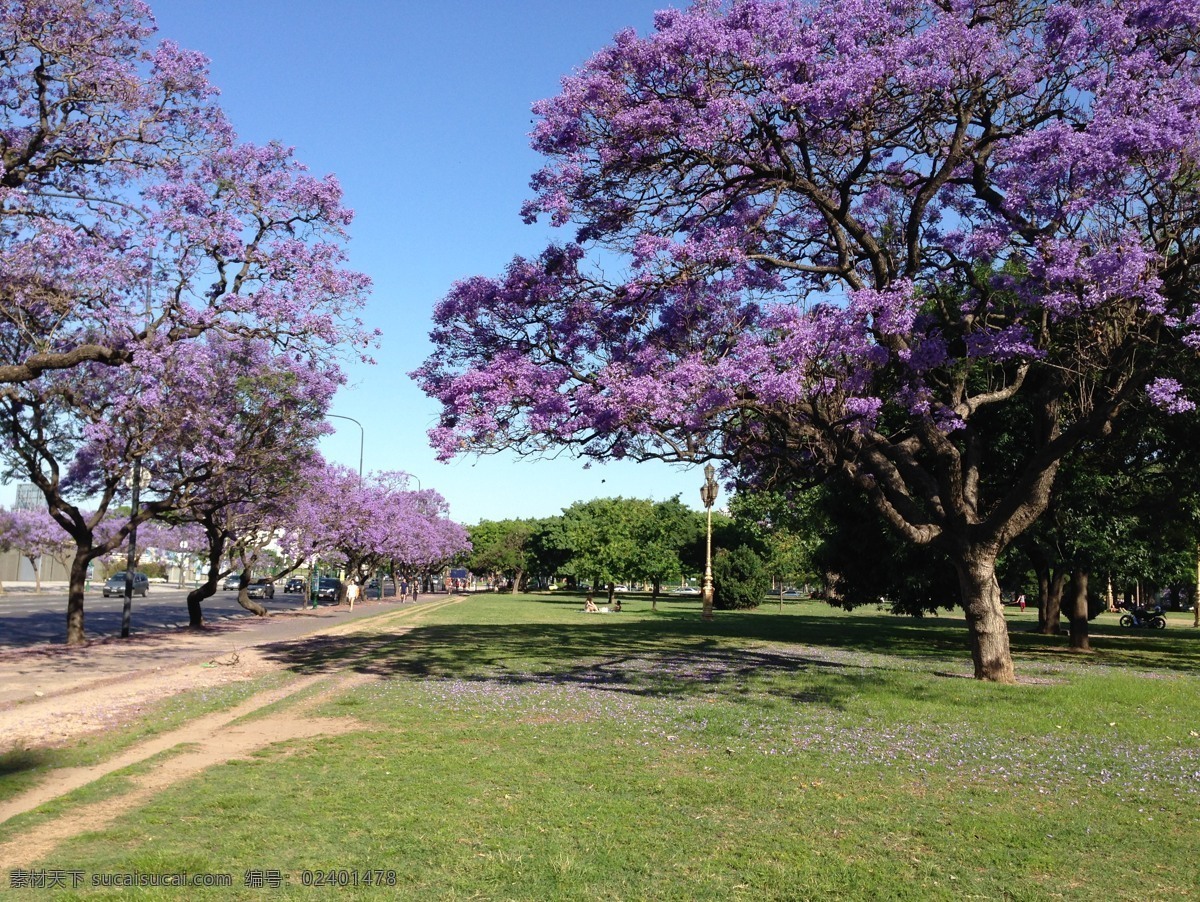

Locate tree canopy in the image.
[0,0,372,389]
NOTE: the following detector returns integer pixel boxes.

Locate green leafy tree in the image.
[634,497,702,608]
[1014,394,1200,646]
[468,519,539,593]
[729,490,822,602]
[559,497,648,603]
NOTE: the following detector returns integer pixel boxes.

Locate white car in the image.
[670,586,701,595]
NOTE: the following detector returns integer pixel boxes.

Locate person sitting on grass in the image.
[584,595,597,612]
[613,598,622,612]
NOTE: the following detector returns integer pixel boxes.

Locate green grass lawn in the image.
[7,595,1200,900]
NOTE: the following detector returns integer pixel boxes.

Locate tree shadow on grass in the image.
[1007,621,1200,674]
[258,604,1199,712]
[255,609,978,712]
[632,602,1200,675]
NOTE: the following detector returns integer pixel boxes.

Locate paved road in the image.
[0,586,330,646]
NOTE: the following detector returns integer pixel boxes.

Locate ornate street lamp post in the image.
[700,463,719,621]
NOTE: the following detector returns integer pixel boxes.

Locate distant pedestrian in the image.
[346,582,360,611]
[1016,593,1026,612]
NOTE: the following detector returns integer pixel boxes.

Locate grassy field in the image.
[4,594,1199,900]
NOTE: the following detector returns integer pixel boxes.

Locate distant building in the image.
[13,483,42,511]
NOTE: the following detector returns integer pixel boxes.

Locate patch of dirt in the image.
[0,673,378,869]
[0,646,282,754]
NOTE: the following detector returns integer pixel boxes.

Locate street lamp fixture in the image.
[327,414,364,483]
[700,463,719,622]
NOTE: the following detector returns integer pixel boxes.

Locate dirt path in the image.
[0,594,466,868]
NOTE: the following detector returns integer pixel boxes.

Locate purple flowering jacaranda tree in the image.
[296,467,470,601]
[0,0,374,388]
[417,0,1200,682]
[128,339,337,628]
[0,335,339,641]
[0,507,74,593]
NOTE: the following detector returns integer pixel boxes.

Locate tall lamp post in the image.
[700,463,719,622]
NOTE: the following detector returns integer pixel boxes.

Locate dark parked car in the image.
[102,571,149,597]
[284,577,306,594]
[315,577,342,601]
[222,574,242,591]
[246,578,275,600]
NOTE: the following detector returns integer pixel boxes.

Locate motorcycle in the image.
[1118,604,1167,629]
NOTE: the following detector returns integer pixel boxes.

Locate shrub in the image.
[713,545,768,610]
[140,560,169,580]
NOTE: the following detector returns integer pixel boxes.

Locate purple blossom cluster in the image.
[1145,378,1196,415]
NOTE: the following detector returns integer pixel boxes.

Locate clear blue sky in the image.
[5,0,722,524]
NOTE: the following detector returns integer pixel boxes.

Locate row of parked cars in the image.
[98,571,349,602]
[221,575,343,600]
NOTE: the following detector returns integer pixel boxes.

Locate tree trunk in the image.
[28,556,42,593]
[187,528,226,628]
[952,551,1015,683]
[1039,569,1066,635]
[236,589,268,616]
[234,566,267,616]
[187,582,216,628]
[66,552,91,645]
[511,569,523,595]
[187,543,222,627]
[1066,569,1091,652]
[1194,545,1199,628]
[651,578,660,611]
